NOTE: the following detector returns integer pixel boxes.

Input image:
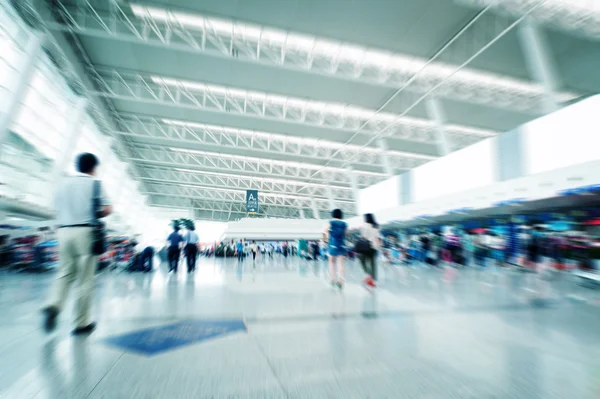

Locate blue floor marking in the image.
[103,319,247,356]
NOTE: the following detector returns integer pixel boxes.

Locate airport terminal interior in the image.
[1,0,600,398]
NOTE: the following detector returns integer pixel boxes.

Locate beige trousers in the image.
[48,227,97,327]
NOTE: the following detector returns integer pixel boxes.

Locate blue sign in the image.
[246,190,259,214]
[104,319,247,356]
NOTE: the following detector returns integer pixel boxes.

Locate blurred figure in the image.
[183,225,199,273]
[489,232,505,268]
[167,225,183,273]
[133,240,154,273]
[236,240,244,262]
[250,240,258,266]
[311,241,320,261]
[43,153,112,336]
[324,209,348,290]
[463,232,474,267]
[359,213,381,289]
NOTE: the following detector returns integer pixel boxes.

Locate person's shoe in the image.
[366,276,376,288]
[72,323,96,336]
[336,281,344,290]
[42,306,59,333]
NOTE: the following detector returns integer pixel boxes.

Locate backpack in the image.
[355,238,373,255]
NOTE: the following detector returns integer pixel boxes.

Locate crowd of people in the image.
[39,151,598,337]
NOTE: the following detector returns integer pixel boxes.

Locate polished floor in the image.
[1,256,600,398]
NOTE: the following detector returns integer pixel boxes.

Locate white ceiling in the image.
[34,0,600,221]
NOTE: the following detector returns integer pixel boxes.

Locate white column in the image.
[348,169,361,215]
[0,34,44,152]
[299,208,306,219]
[51,98,87,184]
[425,97,451,156]
[327,186,336,210]
[311,197,321,220]
[377,139,395,177]
[518,18,561,114]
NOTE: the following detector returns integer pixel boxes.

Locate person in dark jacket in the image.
[166,226,183,273]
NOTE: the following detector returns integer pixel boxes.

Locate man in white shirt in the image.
[43,153,112,336]
[184,226,199,273]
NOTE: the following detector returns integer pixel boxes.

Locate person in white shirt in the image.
[359,213,381,289]
[183,226,199,273]
[43,153,112,336]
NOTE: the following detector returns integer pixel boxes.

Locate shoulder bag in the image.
[91,180,107,255]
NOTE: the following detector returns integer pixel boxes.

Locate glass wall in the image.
[0,3,151,236]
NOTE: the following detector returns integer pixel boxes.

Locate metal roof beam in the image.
[42,1,579,112]
[145,186,356,213]
[137,166,355,201]
[127,144,385,187]
[149,194,341,219]
[114,114,434,168]
[457,0,600,42]
[87,69,498,145]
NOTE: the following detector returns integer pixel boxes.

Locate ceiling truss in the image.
[138,166,355,202]
[41,0,580,113]
[115,115,434,170]
[150,196,326,221]
[458,0,600,41]
[128,144,385,187]
[144,182,355,211]
[88,69,496,148]
[32,0,588,221]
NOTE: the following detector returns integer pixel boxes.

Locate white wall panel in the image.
[413,138,495,202]
[358,175,400,215]
[524,95,600,175]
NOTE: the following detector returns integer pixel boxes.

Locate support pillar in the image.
[327,186,336,211]
[299,208,305,219]
[0,34,44,154]
[518,18,561,114]
[311,197,321,220]
[189,200,195,220]
[377,139,395,177]
[348,169,361,215]
[425,98,451,156]
[51,98,87,183]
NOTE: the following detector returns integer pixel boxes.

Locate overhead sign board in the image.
[246,190,259,214]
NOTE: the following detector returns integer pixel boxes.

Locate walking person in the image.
[167,225,184,273]
[42,153,112,335]
[250,240,258,266]
[323,209,348,290]
[236,240,244,262]
[184,225,199,273]
[358,213,381,289]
